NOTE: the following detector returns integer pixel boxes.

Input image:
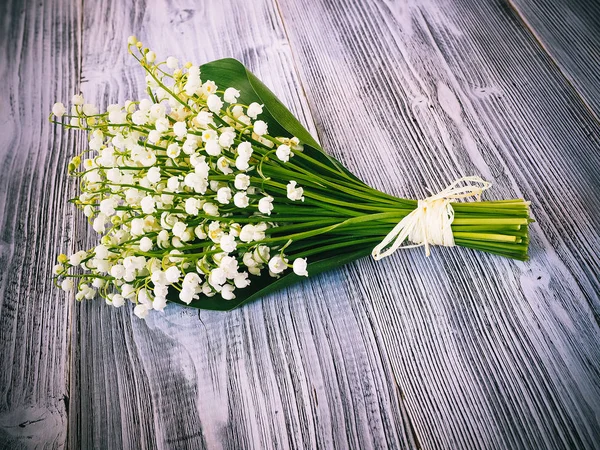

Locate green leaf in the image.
[168,245,372,311]
[244,68,322,151]
[201,58,362,181]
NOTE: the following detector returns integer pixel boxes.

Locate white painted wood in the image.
[68,0,415,449]
[275,0,600,448]
[4,0,600,448]
[0,0,80,447]
[509,0,600,120]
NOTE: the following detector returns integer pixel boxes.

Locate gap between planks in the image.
[66,0,85,446]
[505,0,600,125]
[272,0,325,148]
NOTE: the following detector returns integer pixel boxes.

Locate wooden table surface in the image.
[1,0,600,448]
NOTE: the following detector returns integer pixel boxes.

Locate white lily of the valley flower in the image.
[276,144,292,162]
[183,275,201,292]
[237,142,253,159]
[268,255,287,274]
[252,223,267,241]
[233,192,249,208]
[239,224,255,243]
[110,264,126,279]
[131,110,147,125]
[141,195,156,214]
[52,102,66,117]
[218,130,235,148]
[286,181,304,201]
[134,303,150,319]
[167,176,181,192]
[112,294,125,307]
[69,250,87,266]
[183,137,198,154]
[242,252,258,268]
[216,156,233,174]
[234,272,250,288]
[205,140,222,156]
[247,102,263,119]
[235,156,250,171]
[166,56,178,69]
[201,128,217,141]
[293,258,308,276]
[147,167,161,183]
[209,267,227,288]
[148,129,162,143]
[223,87,240,103]
[139,237,153,252]
[179,288,198,304]
[185,197,201,215]
[221,284,236,300]
[207,94,223,113]
[216,187,232,204]
[72,94,84,105]
[82,103,98,116]
[203,202,219,216]
[155,117,170,132]
[253,120,268,136]
[220,234,237,253]
[195,111,213,128]
[61,278,74,291]
[173,121,187,138]
[220,256,239,279]
[165,266,181,284]
[234,174,250,190]
[202,80,216,95]
[130,218,144,236]
[258,196,274,215]
[92,215,107,233]
[172,221,187,239]
[167,143,181,159]
[153,296,167,311]
[153,283,168,299]
[231,105,244,118]
[150,103,165,119]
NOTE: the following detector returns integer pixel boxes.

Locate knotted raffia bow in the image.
[372,176,492,260]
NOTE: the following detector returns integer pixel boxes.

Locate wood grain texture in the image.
[68,0,415,449]
[0,0,80,448]
[275,0,600,448]
[508,0,600,120]
[4,0,600,448]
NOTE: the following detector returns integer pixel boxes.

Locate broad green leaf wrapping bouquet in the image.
[51,37,532,318]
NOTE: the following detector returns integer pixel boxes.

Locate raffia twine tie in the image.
[372,176,492,260]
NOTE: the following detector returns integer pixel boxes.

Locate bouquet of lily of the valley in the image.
[51,37,531,318]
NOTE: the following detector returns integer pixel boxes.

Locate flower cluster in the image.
[52,37,532,317]
[52,36,309,318]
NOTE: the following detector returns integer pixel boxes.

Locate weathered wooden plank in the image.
[275,0,600,448]
[69,0,416,448]
[509,0,600,119]
[0,0,80,448]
